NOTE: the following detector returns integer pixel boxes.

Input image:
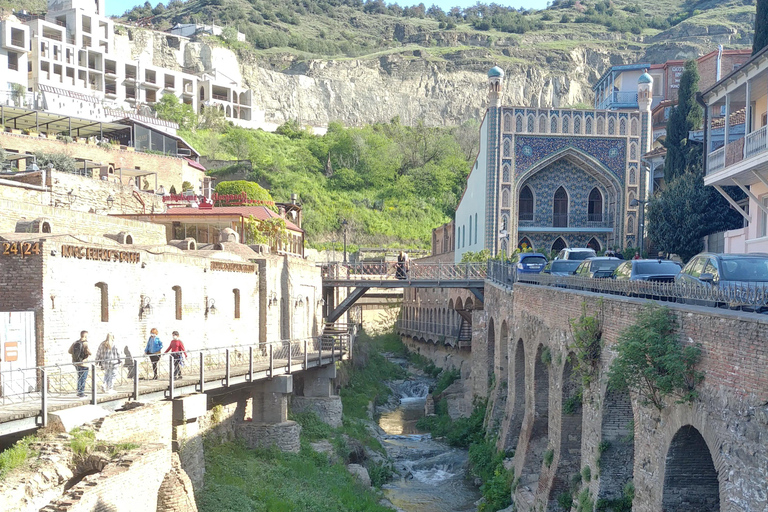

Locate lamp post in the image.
[341,219,348,264]
[629,198,648,256]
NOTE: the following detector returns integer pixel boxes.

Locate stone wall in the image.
[39,443,171,512]
[96,401,173,446]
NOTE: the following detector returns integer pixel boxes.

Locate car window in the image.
[554,261,581,273]
[719,257,768,282]
[592,260,622,273]
[615,262,630,278]
[703,260,719,281]
[635,261,682,275]
[570,250,596,261]
[685,257,705,278]
[557,250,566,260]
[521,256,547,266]
[576,262,589,275]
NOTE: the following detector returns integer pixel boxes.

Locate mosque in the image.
[451,67,654,262]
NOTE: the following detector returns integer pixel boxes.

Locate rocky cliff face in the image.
[130,18,753,129]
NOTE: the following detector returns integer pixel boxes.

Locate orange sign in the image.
[4,342,18,362]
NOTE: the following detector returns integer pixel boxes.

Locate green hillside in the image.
[115,0,754,63]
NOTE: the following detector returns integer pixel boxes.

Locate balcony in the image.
[518,213,615,232]
[597,91,638,110]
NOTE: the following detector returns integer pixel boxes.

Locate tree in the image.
[214,180,276,210]
[663,59,702,183]
[647,145,743,261]
[608,304,703,410]
[223,127,254,160]
[755,0,768,55]
[154,94,196,130]
[244,216,289,246]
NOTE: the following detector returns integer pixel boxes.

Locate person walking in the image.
[396,251,410,280]
[96,333,121,393]
[68,331,92,397]
[144,328,163,380]
[165,331,188,380]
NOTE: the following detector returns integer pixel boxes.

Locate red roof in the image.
[165,206,302,232]
[184,158,206,171]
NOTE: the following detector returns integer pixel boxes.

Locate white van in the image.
[555,248,597,261]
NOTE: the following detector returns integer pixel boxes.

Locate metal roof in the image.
[0,105,131,138]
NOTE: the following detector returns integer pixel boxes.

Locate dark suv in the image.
[675,252,768,310]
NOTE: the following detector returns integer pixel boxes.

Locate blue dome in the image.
[488,66,505,78]
[638,72,653,84]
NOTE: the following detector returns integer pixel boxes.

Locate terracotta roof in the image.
[711,107,746,129]
[165,205,302,232]
[184,158,206,171]
[643,146,667,158]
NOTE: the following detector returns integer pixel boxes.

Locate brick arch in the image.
[519,343,550,488]
[502,338,526,451]
[549,353,583,506]
[598,388,635,503]
[662,425,720,511]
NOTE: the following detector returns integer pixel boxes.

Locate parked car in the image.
[542,260,582,276]
[675,252,768,310]
[516,253,548,274]
[555,248,597,261]
[612,259,682,282]
[574,257,622,279]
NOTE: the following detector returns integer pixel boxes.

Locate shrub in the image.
[0,436,37,480]
[569,301,602,386]
[214,180,275,210]
[608,304,703,410]
[544,448,554,467]
[581,465,591,482]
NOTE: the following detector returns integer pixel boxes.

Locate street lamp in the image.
[629,198,648,256]
[341,219,348,264]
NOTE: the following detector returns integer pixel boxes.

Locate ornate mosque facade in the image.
[453,67,654,262]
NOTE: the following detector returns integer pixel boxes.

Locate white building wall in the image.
[455,113,489,263]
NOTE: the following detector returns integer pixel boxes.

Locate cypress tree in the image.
[754,0,768,55]
[663,59,702,183]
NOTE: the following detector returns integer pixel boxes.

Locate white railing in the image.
[745,126,768,160]
[321,262,487,283]
[707,147,726,175]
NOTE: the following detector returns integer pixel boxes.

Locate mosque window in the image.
[597,116,605,134]
[519,185,534,221]
[500,214,508,232]
[502,187,510,208]
[562,115,570,133]
[629,167,636,184]
[551,116,558,133]
[631,118,639,136]
[628,191,636,205]
[172,285,182,320]
[503,138,511,157]
[573,115,581,134]
[527,114,535,132]
[620,118,627,135]
[539,115,547,133]
[627,216,634,234]
[553,187,568,227]
[502,164,510,183]
[588,188,603,222]
[630,142,637,161]
[516,114,523,132]
[608,117,616,135]
[585,116,592,135]
[504,113,513,132]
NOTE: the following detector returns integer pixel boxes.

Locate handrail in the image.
[0,335,352,428]
[321,262,487,282]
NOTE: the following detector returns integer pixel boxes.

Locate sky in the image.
[106,0,550,17]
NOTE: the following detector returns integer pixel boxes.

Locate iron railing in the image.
[321,262,487,282]
[0,334,351,428]
[487,261,768,312]
[395,318,460,340]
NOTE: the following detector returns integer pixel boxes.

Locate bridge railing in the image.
[487,261,768,312]
[0,334,352,427]
[395,319,460,340]
[321,262,487,282]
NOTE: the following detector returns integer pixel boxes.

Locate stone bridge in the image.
[399,281,768,512]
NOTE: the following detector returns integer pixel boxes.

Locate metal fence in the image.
[0,334,352,427]
[395,318,460,340]
[487,261,768,312]
[321,262,487,282]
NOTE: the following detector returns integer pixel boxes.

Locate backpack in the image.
[71,340,85,363]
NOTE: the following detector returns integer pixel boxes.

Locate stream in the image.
[376,360,481,512]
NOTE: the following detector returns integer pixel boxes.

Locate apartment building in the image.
[702,46,768,254]
[0,0,264,132]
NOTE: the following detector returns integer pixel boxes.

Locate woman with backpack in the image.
[96,333,121,393]
[144,328,163,380]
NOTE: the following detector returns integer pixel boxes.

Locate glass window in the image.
[703,260,719,281]
[761,196,768,238]
[519,186,534,221]
[635,261,681,275]
[719,257,768,282]
[521,256,547,266]
[685,257,706,278]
